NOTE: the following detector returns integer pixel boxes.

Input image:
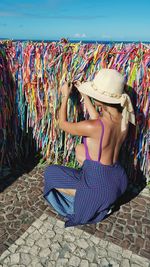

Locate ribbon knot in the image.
[120,94,127,107]
[120,93,135,131]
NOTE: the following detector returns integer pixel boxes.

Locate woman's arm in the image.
[82,93,99,119]
[73,81,99,119]
[58,83,97,136]
[59,95,69,127]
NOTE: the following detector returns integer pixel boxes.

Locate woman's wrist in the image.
[61,94,69,102]
[62,94,69,98]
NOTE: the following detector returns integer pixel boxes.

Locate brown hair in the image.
[92,97,123,113]
[100,101,123,113]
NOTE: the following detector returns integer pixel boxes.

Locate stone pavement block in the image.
[139,249,150,260]
[29,245,40,256]
[20,231,29,240]
[74,248,86,259]
[69,255,81,266]
[56,258,69,267]
[39,248,51,258]
[36,238,50,248]
[10,253,20,265]
[50,251,59,261]
[33,263,43,267]
[86,247,97,262]
[30,257,40,266]
[87,239,95,247]
[99,239,108,248]
[95,247,107,259]
[18,245,30,253]
[107,242,123,254]
[8,244,18,253]
[89,264,98,267]
[74,228,83,237]
[29,230,42,241]
[131,254,150,267]
[122,249,132,259]
[50,242,61,252]
[53,227,64,235]
[90,235,100,245]
[47,261,55,267]
[46,216,58,225]
[99,258,109,266]
[80,231,91,239]
[80,259,89,267]
[131,264,142,267]
[107,250,122,261]
[120,258,130,267]
[0,250,10,261]
[39,213,48,221]
[59,247,71,259]
[25,237,35,246]
[64,232,76,242]
[67,243,76,253]
[108,258,120,267]
[26,225,36,234]
[32,219,43,229]
[3,256,10,265]
[75,239,89,249]
[53,233,63,242]
[20,253,32,265]
[56,220,64,228]
[15,237,25,246]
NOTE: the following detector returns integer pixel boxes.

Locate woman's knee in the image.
[44,165,57,178]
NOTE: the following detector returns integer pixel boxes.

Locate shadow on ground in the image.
[106,174,147,217]
[0,128,42,193]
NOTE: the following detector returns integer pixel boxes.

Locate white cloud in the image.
[74,33,87,38]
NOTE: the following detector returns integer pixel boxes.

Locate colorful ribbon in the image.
[0,40,149,182]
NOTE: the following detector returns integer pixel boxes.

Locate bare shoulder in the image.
[59,118,99,137]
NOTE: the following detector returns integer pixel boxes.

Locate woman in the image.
[43,68,135,227]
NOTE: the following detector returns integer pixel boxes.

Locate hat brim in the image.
[77,81,121,104]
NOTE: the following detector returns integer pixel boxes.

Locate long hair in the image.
[93,98,123,113]
[100,101,123,113]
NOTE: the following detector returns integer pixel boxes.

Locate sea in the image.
[0,38,150,44]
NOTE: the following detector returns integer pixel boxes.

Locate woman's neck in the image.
[101,107,122,122]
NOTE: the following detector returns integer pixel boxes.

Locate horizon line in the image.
[0,38,150,43]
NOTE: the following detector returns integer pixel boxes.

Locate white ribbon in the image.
[120,93,136,131]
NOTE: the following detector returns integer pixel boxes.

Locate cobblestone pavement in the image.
[0,164,150,265]
[0,214,150,267]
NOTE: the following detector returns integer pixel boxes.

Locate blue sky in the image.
[0,0,149,41]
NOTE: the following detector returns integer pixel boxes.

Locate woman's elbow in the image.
[59,121,63,130]
[59,120,66,131]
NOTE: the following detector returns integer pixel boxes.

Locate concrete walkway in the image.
[0,214,150,267]
[0,164,150,266]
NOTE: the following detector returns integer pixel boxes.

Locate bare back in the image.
[75,115,128,166]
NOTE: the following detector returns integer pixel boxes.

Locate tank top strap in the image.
[97,117,104,162]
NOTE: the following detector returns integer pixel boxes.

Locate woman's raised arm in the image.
[58,82,97,137]
[81,93,99,119]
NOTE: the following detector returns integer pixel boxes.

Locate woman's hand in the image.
[60,82,71,98]
[72,80,86,100]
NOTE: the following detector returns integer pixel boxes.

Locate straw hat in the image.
[77,68,135,131]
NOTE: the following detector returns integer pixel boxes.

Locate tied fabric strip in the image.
[120,93,136,132]
[0,40,149,182]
